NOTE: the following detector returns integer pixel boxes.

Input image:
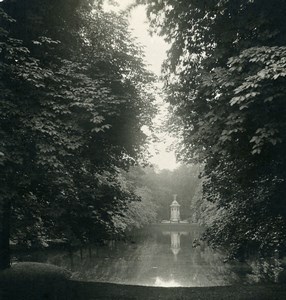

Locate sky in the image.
[104,0,180,170]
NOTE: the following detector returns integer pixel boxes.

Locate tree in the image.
[124,164,201,222]
[0,0,156,269]
[140,0,286,258]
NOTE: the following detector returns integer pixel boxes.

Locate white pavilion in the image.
[170,194,180,223]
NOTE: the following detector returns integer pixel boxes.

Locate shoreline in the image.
[1,260,286,300]
[68,281,286,299]
[2,278,286,299]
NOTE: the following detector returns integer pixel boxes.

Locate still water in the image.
[14,224,284,287]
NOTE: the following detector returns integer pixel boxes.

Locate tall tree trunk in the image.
[0,200,11,270]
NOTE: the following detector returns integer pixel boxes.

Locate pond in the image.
[12,224,285,287]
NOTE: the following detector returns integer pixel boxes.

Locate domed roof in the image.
[170,199,180,206]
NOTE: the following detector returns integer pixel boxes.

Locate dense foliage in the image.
[124,164,201,222]
[140,0,286,259]
[0,0,156,268]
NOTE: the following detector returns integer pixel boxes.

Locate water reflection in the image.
[154,276,181,287]
[162,231,188,258]
[14,224,257,287]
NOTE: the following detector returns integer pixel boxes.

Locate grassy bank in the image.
[1,263,286,299]
[69,281,286,300]
[0,262,71,300]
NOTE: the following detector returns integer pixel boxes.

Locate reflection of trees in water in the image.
[160,229,241,286]
[246,257,284,283]
[62,227,245,286]
[16,225,285,285]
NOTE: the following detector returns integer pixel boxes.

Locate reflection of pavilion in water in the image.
[162,194,198,258]
[49,195,240,288]
[156,226,217,287]
[162,231,188,258]
[55,223,241,288]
